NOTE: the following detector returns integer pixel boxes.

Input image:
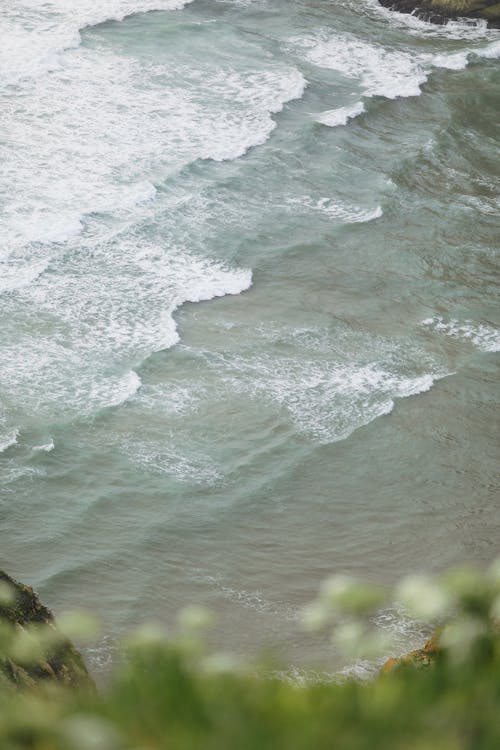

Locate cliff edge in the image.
[0,570,94,691]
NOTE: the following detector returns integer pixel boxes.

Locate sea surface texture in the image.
[1,0,499,676]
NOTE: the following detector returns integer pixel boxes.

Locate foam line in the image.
[0,1,194,87]
[422,317,500,352]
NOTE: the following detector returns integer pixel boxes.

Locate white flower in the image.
[177,605,214,632]
[320,574,385,615]
[60,715,122,750]
[57,611,101,642]
[320,574,356,603]
[440,618,486,662]
[125,623,168,650]
[396,575,451,620]
[202,652,245,675]
[301,601,330,631]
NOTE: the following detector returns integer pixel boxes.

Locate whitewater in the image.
[1,0,499,676]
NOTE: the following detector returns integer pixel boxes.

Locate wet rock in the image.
[381,630,441,672]
[378,0,500,28]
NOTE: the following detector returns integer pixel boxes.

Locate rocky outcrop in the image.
[381,631,441,672]
[0,570,94,691]
[378,0,500,28]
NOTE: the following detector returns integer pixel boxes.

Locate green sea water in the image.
[1,0,499,676]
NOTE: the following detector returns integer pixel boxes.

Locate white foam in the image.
[32,440,55,453]
[89,370,142,410]
[113,181,157,209]
[1,6,317,430]
[315,101,365,127]
[430,51,469,70]
[425,38,500,70]
[294,32,428,99]
[0,259,50,294]
[0,230,252,420]
[474,39,500,58]
[285,196,382,223]
[1,39,305,253]
[0,1,194,87]
[207,325,446,444]
[0,429,19,453]
[366,0,496,41]
[23,215,84,247]
[1,351,144,418]
[292,29,500,107]
[121,438,223,484]
[422,317,500,352]
[135,383,206,416]
[193,573,299,621]
[0,462,46,486]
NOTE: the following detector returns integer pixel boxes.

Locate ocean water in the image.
[1,0,499,676]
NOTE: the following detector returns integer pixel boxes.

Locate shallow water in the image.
[1,0,499,676]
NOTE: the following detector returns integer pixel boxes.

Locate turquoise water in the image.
[1,0,499,676]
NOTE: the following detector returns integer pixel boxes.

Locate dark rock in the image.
[0,570,94,691]
[377,0,500,28]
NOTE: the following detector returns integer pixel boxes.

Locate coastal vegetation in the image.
[1,564,499,749]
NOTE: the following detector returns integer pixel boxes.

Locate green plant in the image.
[0,561,499,750]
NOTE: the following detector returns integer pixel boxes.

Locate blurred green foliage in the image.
[1,562,499,750]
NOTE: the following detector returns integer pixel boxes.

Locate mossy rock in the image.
[0,570,94,691]
[482,2,500,19]
[428,0,490,11]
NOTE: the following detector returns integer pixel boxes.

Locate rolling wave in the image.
[290,28,500,125]
[0,429,19,454]
[315,102,366,128]
[0,0,193,86]
[171,324,450,446]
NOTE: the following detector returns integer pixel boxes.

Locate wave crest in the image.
[0,1,194,87]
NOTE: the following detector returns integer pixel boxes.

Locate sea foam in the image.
[192,324,448,445]
[0,430,19,454]
[1,5,312,428]
[294,32,429,99]
[315,102,365,127]
[1,37,305,253]
[32,441,55,453]
[0,240,252,420]
[422,317,500,352]
[0,1,194,87]
[291,28,500,125]
[285,196,382,223]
